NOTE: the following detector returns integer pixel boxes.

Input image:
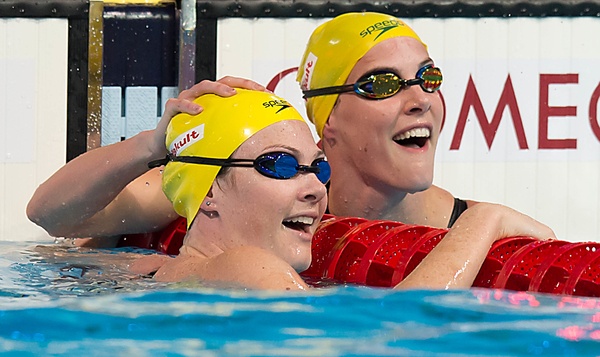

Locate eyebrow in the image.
[357,57,435,79]
[420,57,435,67]
[261,144,325,160]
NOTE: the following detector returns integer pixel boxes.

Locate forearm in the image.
[396,224,496,290]
[394,203,554,290]
[27,130,160,235]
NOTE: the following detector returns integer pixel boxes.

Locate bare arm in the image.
[395,203,556,290]
[27,77,267,238]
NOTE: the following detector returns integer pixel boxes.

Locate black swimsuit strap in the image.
[448,197,468,228]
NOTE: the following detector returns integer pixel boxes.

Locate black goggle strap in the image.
[148,153,324,175]
[296,163,321,174]
[147,154,254,169]
[148,155,171,168]
[302,84,356,99]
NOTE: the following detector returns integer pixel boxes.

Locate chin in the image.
[293,262,311,273]
[413,178,434,193]
[290,254,312,273]
[394,174,433,194]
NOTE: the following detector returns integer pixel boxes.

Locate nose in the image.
[402,85,432,115]
[297,171,328,204]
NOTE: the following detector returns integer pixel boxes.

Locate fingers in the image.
[484,203,557,241]
[179,76,267,103]
[162,77,267,120]
[162,97,202,121]
[506,213,556,241]
[157,76,268,142]
[457,203,556,243]
[216,76,267,92]
[179,80,236,102]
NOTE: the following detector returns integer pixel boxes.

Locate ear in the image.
[199,185,221,218]
[321,117,337,149]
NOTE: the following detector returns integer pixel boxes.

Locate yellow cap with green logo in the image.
[297,12,425,137]
[162,89,305,227]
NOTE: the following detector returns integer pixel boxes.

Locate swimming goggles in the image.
[302,64,442,99]
[149,151,331,184]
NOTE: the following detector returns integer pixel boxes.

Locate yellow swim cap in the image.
[297,12,425,137]
[162,89,305,227]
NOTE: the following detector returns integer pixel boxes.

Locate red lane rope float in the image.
[563,252,600,297]
[390,228,447,286]
[529,242,600,294]
[325,220,405,284]
[305,216,600,297]
[360,224,434,287]
[472,236,538,288]
[121,215,600,297]
[494,240,569,292]
[301,215,366,279]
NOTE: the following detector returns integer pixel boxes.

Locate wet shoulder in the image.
[207,246,309,291]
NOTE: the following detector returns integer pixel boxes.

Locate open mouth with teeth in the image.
[282,216,314,234]
[393,127,430,149]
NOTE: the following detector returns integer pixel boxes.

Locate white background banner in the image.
[0,18,68,241]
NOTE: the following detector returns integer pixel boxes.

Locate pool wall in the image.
[1,0,599,242]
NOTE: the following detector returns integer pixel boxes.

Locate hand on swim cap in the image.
[216,75,268,92]
[150,77,269,163]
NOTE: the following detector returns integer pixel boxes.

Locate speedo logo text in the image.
[359,19,403,41]
[263,99,291,114]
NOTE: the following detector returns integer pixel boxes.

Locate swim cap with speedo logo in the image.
[162,89,305,227]
[297,12,425,137]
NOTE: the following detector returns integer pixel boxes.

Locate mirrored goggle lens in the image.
[356,66,443,98]
[418,66,443,93]
[356,73,401,99]
[255,153,330,184]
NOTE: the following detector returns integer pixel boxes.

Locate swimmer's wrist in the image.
[133,130,168,162]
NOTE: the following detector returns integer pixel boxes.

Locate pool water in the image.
[1,241,600,356]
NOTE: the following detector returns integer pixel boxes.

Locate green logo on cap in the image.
[359,20,403,41]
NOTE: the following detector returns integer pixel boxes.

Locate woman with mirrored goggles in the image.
[296,11,477,232]
[302,65,442,99]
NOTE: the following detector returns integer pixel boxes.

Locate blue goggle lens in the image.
[255,152,331,184]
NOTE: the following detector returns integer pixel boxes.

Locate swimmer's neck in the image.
[179,234,225,259]
[328,182,454,228]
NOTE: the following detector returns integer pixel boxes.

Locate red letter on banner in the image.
[589,82,600,142]
[266,67,298,92]
[538,74,578,149]
[450,75,528,150]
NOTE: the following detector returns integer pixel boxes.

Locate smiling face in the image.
[323,36,444,194]
[212,120,328,272]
